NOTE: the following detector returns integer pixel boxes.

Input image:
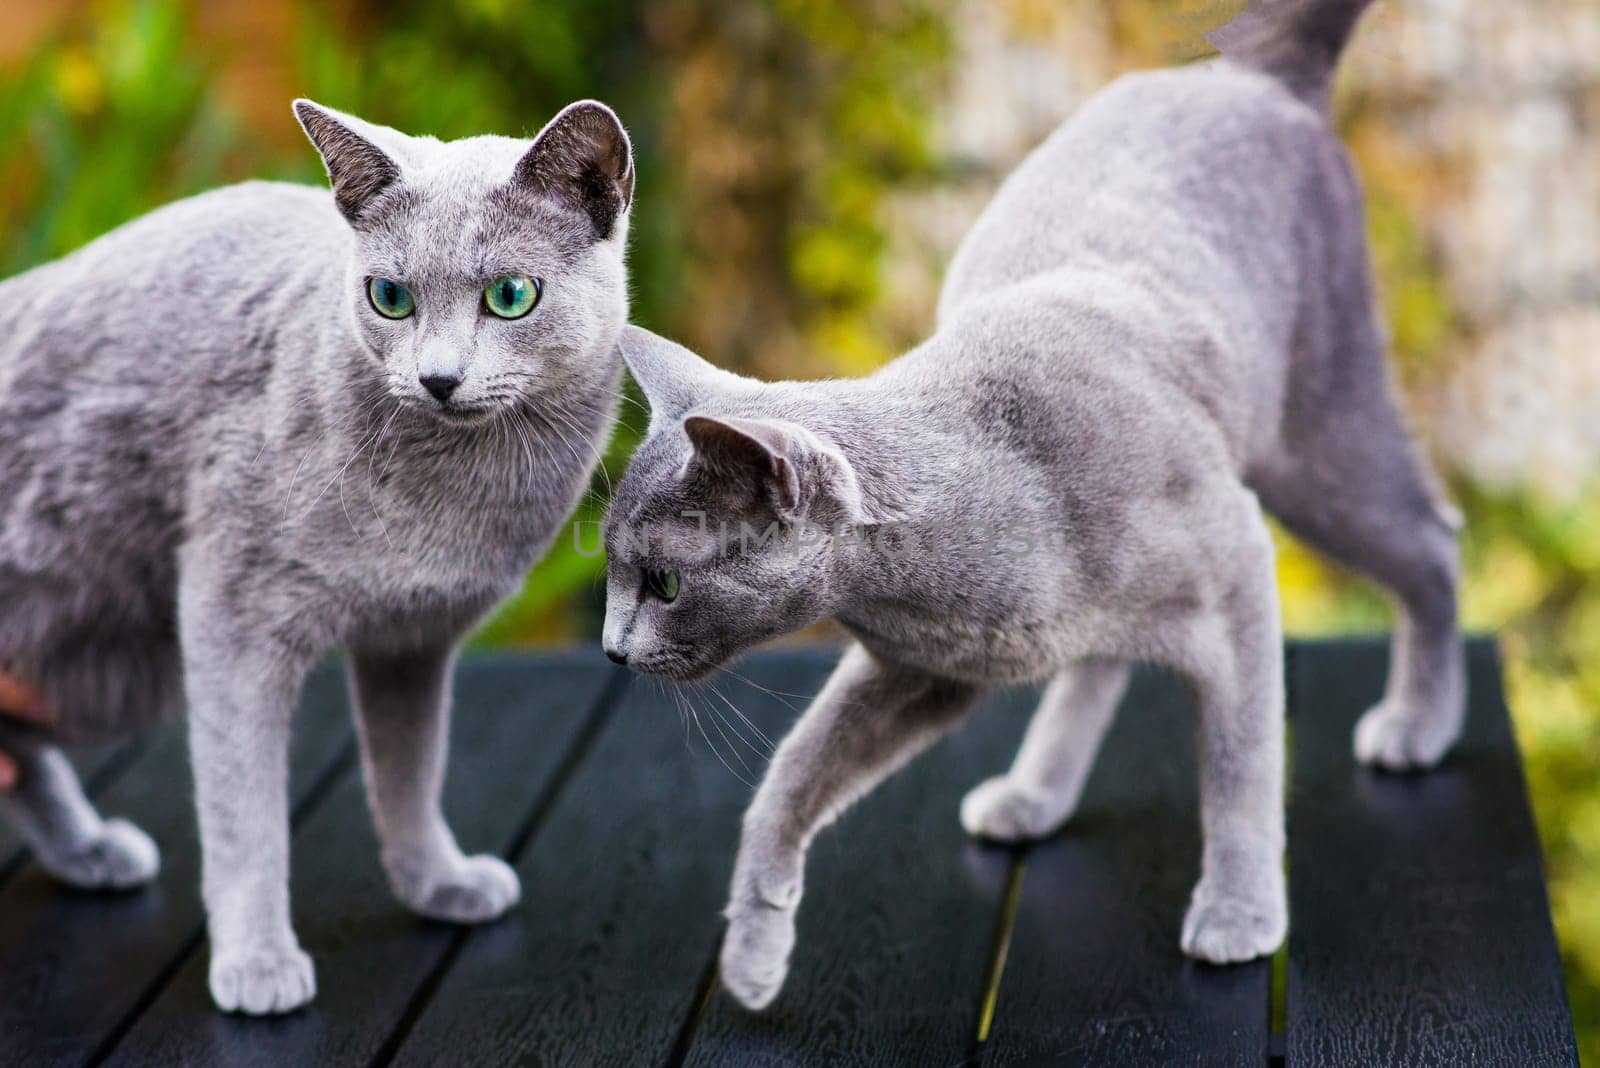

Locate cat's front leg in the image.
[722,644,980,1010]
[347,644,519,923]
[180,579,316,1016]
[1176,508,1287,965]
[0,738,160,889]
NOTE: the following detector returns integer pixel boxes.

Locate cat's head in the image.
[294,99,632,420]
[602,328,880,679]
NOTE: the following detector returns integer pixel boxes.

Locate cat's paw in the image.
[1180,881,1286,965]
[40,818,161,890]
[1354,696,1463,772]
[721,902,797,1011]
[209,940,316,1015]
[960,776,1068,842]
[396,853,521,924]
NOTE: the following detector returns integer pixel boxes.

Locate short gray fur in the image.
[0,98,633,1013]
[606,0,1463,1010]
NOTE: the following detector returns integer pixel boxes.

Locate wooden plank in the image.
[982,664,1273,1066]
[1287,637,1578,1066]
[0,661,354,1068]
[101,652,621,1068]
[389,649,841,1068]
[685,679,1036,1066]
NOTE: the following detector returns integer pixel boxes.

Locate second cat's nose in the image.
[604,646,628,665]
[420,373,461,403]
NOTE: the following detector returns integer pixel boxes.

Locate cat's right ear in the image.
[293,99,403,225]
[513,100,635,241]
[618,326,746,433]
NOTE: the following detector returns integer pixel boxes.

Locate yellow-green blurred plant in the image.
[644,0,953,381]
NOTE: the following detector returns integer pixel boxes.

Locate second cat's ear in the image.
[683,414,873,527]
[293,99,404,224]
[514,100,635,240]
[619,326,747,432]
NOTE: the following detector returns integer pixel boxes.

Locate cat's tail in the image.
[1208,0,1375,112]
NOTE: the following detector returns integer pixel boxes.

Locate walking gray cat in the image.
[604,0,1462,1010]
[0,99,632,1013]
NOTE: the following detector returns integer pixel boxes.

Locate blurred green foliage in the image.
[0,0,230,273]
[0,0,1593,1054]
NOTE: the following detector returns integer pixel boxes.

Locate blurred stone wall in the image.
[1377,1,1600,497]
[886,0,1600,499]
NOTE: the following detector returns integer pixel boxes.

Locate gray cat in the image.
[0,99,632,1013]
[604,0,1462,1010]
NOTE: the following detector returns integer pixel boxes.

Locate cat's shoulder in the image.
[187,178,335,212]
[17,180,349,292]
[123,180,342,241]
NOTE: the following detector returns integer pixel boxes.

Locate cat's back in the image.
[0,180,344,363]
[940,60,1337,319]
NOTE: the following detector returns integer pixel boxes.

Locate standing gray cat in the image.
[604,0,1462,1010]
[0,99,632,1014]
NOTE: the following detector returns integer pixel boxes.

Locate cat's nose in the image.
[604,645,628,665]
[420,373,461,403]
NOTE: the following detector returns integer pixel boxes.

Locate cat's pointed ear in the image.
[683,414,872,527]
[513,100,635,240]
[293,99,405,224]
[619,326,746,432]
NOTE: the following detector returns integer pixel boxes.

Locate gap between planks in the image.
[663,934,725,1068]
[973,849,1028,1056]
[1269,641,1298,1059]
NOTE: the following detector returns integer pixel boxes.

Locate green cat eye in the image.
[367,277,415,319]
[484,275,542,319]
[643,567,680,604]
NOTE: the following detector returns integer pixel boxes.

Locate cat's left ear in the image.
[683,414,874,527]
[514,100,635,241]
[619,326,748,433]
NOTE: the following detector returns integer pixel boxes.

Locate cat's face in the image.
[296,100,633,420]
[602,329,875,679]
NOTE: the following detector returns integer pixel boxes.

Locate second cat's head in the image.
[295,99,632,419]
[602,328,883,680]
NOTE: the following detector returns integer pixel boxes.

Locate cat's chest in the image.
[335,475,567,588]
[268,436,587,632]
[308,497,559,648]
[842,600,1090,686]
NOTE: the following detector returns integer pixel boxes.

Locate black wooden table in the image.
[0,638,1578,1066]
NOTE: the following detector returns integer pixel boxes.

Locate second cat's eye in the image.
[367,277,415,319]
[484,275,542,319]
[643,567,680,604]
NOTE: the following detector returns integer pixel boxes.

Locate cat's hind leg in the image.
[960,658,1129,841]
[0,736,159,889]
[1252,359,1463,770]
[722,643,980,1010]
